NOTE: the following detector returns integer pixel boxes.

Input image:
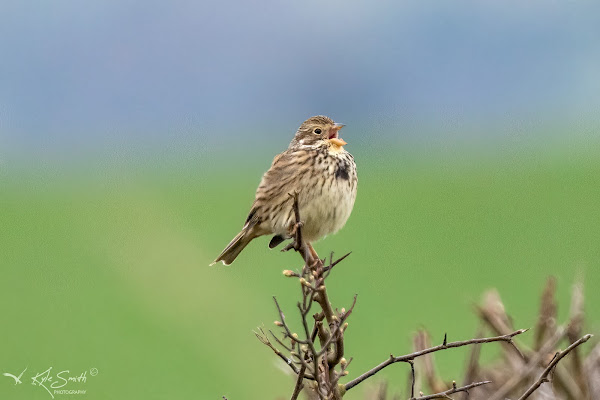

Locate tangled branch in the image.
[517,334,593,400]
[413,380,491,400]
[344,329,527,392]
[253,194,594,399]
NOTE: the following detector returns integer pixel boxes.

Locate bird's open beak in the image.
[328,123,347,147]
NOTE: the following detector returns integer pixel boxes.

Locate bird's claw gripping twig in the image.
[281,191,306,254]
[281,220,304,252]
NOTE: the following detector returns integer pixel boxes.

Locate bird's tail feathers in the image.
[210,228,254,266]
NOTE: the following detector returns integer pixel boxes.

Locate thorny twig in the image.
[344,329,528,391]
[412,380,491,400]
[487,327,567,400]
[517,334,593,400]
[479,285,592,400]
[253,193,595,400]
[290,364,306,400]
[254,327,307,378]
[408,360,415,398]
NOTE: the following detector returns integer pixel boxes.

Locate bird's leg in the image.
[307,243,319,264]
[281,220,304,253]
[281,192,319,268]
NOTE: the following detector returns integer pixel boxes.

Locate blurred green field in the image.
[1,144,599,399]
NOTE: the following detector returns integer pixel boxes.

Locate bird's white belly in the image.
[297,159,356,242]
[299,184,355,242]
[265,148,357,243]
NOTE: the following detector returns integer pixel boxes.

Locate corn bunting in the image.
[212,116,357,265]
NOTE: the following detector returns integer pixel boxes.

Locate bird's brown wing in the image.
[245,149,311,234]
[213,149,310,265]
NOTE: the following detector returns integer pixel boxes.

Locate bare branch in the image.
[254,327,300,375]
[273,296,309,345]
[412,380,491,400]
[269,329,292,352]
[344,329,528,391]
[290,365,306,400]
[408,360,415,399]
[323,252,352,276]
[488,326,567,400]
[317,294,357,359]
[517,333,593,400]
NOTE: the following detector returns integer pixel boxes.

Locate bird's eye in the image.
[314,128,322,135]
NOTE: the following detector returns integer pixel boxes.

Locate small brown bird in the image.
[212,116,357,265]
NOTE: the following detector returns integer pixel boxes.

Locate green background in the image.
[2,2,599,398]
[2,139,599,399]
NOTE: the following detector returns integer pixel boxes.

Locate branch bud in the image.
[299,278,312,288]
[282,270,297,277]
[274,321,283,327]
[340,358,347,368]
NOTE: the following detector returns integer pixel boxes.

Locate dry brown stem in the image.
[344,329,527,392]
[517,334,593,400]
[413,380,491,400]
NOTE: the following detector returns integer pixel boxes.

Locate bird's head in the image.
[289,116,346,150]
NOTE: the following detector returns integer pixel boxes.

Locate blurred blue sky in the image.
[1,1,599,160]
